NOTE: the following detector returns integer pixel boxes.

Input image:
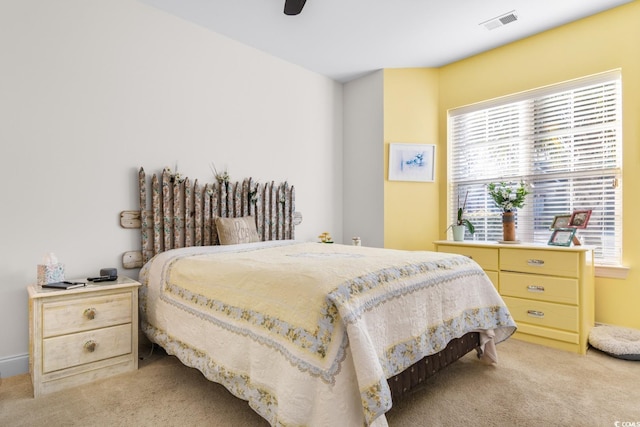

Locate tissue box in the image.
[37,263,65,285]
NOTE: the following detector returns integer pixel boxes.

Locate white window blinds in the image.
[448,70,622,265]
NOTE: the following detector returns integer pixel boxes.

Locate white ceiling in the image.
[140,0,633,83]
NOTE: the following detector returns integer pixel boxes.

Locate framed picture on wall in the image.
[388,143,436,182]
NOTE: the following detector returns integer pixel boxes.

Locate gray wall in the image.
[342,71,384,248]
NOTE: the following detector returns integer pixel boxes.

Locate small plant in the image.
[164,166,185,183]
[210,163,230,184]
[447,191,475,235]
[487,181,529,212]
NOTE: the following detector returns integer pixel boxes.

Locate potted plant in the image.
[487,181,529,241]
[447,191,474,241]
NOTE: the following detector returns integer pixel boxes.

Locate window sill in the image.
[595,265,629,279]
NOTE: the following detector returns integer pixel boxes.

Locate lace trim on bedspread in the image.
[141,321,286,427]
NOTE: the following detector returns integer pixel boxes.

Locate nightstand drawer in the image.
[503,296,579,332]
[436,245,498,271]
[42,323,132,373]
[501,249,579,277]
[42,293,132,337]
[500,272,579,305]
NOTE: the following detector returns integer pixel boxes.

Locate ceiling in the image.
[140,0,633,83]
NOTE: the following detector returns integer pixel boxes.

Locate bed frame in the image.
[121,166,481,401]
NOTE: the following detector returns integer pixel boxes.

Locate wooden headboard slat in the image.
[203,183,213,246]
[173,177,182,249]
[162,169,172,252]
[139,168,149,262]
[193,180,203,247]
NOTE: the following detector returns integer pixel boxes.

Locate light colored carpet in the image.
[1,338,638,426]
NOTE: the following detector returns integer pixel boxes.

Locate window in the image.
[448,70,622,265]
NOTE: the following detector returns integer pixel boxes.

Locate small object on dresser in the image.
[87,275,117,282]
[88,268,118,282]
[37,252,65,285]
[42,281,86,290]
[352,237,361,246]
[318,232,333,243]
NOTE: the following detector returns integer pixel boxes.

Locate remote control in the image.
[87,275,117,282]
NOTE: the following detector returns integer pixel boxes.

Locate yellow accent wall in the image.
[382,2,640,329]
[383,69,440,250]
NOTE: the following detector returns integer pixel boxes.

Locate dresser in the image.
[28,277,141,397]
[434,241,594,354]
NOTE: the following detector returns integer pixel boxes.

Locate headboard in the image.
[120,167,302,269]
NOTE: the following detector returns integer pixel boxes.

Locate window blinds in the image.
[448,70,622,265]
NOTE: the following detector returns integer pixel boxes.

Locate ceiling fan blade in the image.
[284,0,306,15]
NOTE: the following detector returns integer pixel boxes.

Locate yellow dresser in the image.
[434,240,594,354]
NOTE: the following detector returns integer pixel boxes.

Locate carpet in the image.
[1,338,638,426]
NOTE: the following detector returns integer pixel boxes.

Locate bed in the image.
[123,168,516,427]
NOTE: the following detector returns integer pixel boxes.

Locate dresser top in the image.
[433,240,595,252]
[28,276,141,299]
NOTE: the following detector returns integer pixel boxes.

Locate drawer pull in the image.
[84,340,97,352]
[527,259,545,267]
[527,285,545,293]
[84,308,96,320]
[527,310,545,318]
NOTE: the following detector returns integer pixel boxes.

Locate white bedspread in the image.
[139,241,516,426]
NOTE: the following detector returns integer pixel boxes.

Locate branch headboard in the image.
[120,167,302,269]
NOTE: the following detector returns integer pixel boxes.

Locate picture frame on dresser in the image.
[569,209,592,228]
[550,214,572,229]
[548,228,577,246]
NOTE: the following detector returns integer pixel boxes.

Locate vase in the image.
[502,211,516,241]
[452,225,465,241]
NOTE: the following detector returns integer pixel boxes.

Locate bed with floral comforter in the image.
[139,240,516,426]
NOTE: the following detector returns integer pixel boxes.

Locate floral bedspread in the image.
[139,240,516,426]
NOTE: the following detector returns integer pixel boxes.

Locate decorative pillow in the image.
[215,216,261,245]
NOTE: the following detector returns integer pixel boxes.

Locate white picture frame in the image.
[388,143,436,182]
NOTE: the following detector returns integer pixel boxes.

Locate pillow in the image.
[589,325,640,361]
[215,216,261,245]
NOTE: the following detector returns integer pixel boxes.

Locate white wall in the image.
[0,0,343,376]
[342,71,384,248]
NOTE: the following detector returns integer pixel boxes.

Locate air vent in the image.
[480,10,518,31]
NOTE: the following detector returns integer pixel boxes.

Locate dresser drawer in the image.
[42,292,132,337]
[437,245,498,271]
[42,323,132,373]
[485,271,499,291]
[501,249,579,277]
[500,272,579,305]
[503,296,579,333]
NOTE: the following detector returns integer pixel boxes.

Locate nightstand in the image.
[28,276,141,397]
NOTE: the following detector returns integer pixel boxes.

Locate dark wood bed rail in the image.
[120,167,302,268]
[387,332,480,400]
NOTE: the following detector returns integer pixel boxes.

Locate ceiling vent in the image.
[481,10,518,30]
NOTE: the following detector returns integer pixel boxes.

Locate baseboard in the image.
[0,353,29,378]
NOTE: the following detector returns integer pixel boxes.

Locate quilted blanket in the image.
[139,240,515,426]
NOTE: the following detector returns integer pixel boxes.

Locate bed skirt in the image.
[387,332,480,400]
